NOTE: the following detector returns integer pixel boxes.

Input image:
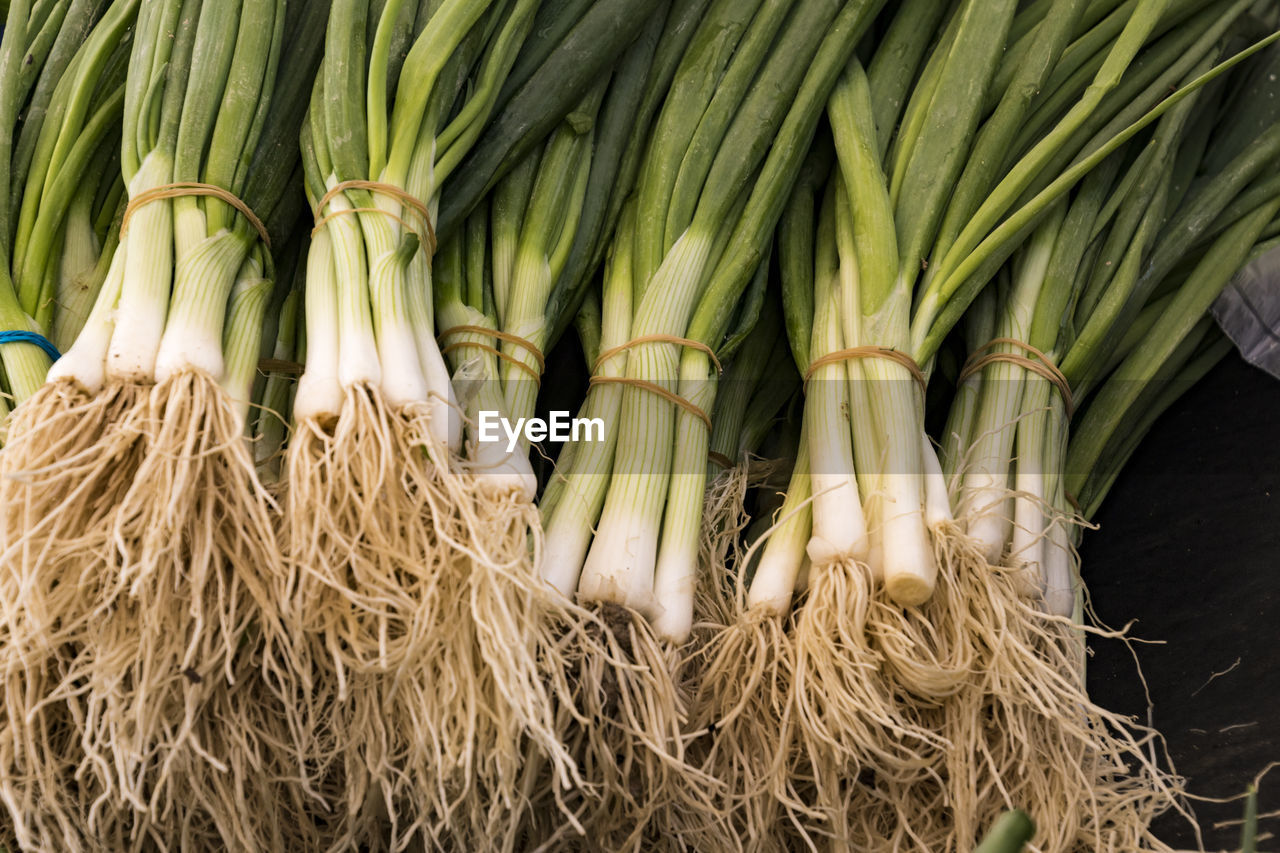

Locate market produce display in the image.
[0,0,1277,850]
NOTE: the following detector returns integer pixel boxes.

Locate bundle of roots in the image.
[682,500,1190,850]
[275,383,568,850]
[1,372,291,849]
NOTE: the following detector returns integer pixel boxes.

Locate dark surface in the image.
[1081,353,1280,851]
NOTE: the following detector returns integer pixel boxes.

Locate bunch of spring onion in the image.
[285,0,525,844]
[425,16,681,835]
[0,0,127,415]
[671,289,809,844]
[279,0,678,844]
[530,0,890,844]
[0,0,328,847]
[932,48,1280,851]
[0,2,134,846]
[437,87,603,500]
[946,9,1280,649]
[675,0,1280,846]
[841,2,1280,848]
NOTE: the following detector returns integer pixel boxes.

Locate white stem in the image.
[221,264,272,429]
[879,471,935,606]
[410,257,462,452]
[48,242,126,392]
[863,497,884,584]
[805,278,868,565]
[293,228,344,422]
[575,502,660,612]
[370,247,431,408]
[542,205,636,597]
[747,435,812,615]
[467,378,537,501]
[959,215,1056,561]
[541,402,617,597]
[324,178,381,388]
[154,230,251,382]
[650,357,715,642]
[1043,517,1074,618]
[1010,378,1053,596]
[106,151,173,383]
[860,335,934,604]
[922,434,953,528]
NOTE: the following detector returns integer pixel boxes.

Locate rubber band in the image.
[257,358,304,376]
[593,334,723,375]
[957,337,1075,418]
[442,340,542,383]
[439,325,545,383]
[588,375,712,433]
[122,183,271,247]
[311,180,437,254]
[708,451,736,470]
[0,330,61,361]
[803,346,927,395]
[440,325,546,372]
[586,335,723,433]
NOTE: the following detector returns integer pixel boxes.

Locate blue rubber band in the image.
[0,331,62,361]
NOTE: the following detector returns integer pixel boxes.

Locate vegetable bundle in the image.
[1,0,326,847]
[0,0,1276,850]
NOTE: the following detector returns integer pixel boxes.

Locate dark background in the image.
[1082,353,1280,851]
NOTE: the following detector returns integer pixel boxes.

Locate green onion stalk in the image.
[0,0,328,848]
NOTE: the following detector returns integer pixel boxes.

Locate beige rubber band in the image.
[440,324,547,372]
[439,325,546,383]
[587,334,723,434]
[588,375,712,433]
[311,180,436,254]
[593,334,723,375]
[957,337,1075,418]
[122,182,271,247]
[441,341,541,383]
[803,346,927,395]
